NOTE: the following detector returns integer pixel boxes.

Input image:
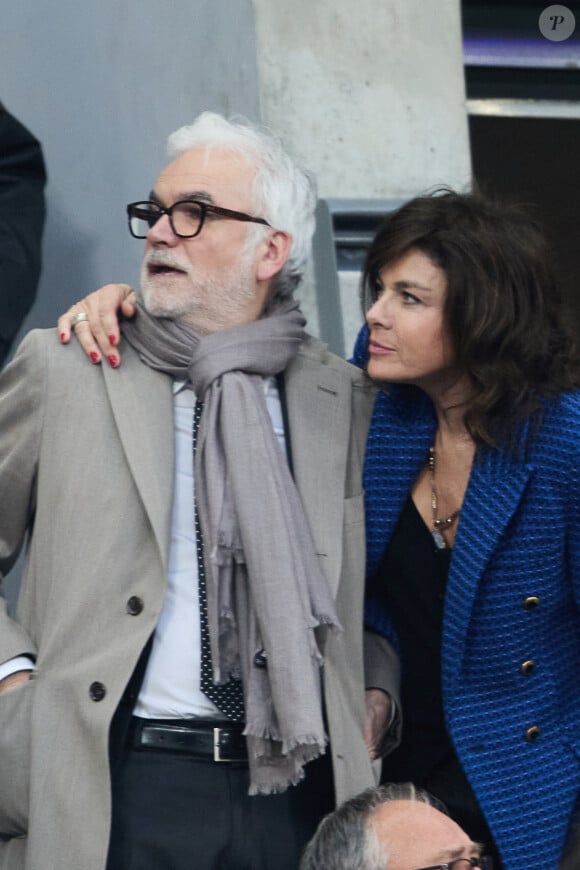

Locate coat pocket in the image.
[0,680,32,836]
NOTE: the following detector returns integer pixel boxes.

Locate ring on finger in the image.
[72,311,89,330]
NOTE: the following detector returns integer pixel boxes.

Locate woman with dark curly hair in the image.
[352,189,580,870]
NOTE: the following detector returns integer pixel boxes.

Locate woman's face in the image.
[365,248,455,394]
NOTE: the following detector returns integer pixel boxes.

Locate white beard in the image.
[140,245,259,333]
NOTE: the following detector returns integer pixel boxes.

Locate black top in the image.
[373,496,496,849]
[0,102,46,365]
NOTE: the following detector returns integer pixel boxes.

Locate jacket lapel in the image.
[102,346,175,573]
[283,338,354,598]
[444,447,532,687]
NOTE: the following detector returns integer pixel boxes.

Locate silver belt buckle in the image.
[213,726,246,762]
[213,727,226,762]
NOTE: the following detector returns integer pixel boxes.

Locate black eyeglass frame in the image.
[126,199,271,239]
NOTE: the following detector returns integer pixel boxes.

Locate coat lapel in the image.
[102,347,175,573]
[283,338,353,598]
[444,447,532,687]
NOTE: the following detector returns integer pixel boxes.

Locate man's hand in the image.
[0,670,32,695]
[364,688,393,760]
[58,283,137,367]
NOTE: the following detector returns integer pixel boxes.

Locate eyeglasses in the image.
[417,858,492,870]
[126,199,271,240]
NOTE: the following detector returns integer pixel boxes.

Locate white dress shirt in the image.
[134,376,286,719]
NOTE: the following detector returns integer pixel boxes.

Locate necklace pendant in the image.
[432,528,447,550]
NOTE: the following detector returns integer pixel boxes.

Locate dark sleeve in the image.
[349,322,370,369]
[0,102,47,366]
[363,628,402,755]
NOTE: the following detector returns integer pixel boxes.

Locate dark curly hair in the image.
[362,188,579,447]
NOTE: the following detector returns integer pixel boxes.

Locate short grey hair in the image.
[299,783,447,870]
[167,111,317,305]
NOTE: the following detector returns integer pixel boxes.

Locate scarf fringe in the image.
[247,767,307,796]
[314,612,343,630]
[244,724,327,755]
[246,738,326,795]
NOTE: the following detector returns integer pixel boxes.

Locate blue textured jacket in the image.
[352,326,580,870]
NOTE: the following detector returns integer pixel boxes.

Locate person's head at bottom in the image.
[299,783,492,870]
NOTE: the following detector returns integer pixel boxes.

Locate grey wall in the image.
[1,0,261,346]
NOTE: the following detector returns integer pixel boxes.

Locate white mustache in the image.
[144,249,191,274]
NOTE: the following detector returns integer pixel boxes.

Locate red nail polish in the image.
[59,333,67,342]
[90,352,100,363]
[107,355,118,368]
[109,335,118,346]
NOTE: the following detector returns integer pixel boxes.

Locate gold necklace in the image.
[429,445,461,550]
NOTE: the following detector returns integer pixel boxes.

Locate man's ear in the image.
[255,230,292,283]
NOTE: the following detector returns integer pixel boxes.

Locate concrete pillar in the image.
[253,0,471,345]
[254,0,471,198]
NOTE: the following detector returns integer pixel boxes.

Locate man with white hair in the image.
[0,113,398,870]
[300,784,490,870]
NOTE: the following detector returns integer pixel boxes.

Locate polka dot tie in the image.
[193,400,245,722]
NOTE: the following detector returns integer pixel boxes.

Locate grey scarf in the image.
[122,299,340,794]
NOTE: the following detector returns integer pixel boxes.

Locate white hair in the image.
[167,112,317,303]
[299,783,448,870]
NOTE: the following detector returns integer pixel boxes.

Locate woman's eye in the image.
[401,291,421,305]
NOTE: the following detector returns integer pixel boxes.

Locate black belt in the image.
[128,717,248,763]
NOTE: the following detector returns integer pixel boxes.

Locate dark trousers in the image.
[106,720,335,870]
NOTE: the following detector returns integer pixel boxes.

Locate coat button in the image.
[89,681,106,702]
[126,596,144,616]
[520,659,536,675]
[523,596,540,610]
[253,650,267,669]
[525,725,541,742]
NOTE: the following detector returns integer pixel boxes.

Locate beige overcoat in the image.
[0,329,399,870]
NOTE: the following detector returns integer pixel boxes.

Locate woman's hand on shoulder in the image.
[57,283,137,367]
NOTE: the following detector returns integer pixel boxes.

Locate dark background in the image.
[462,1,580,333]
